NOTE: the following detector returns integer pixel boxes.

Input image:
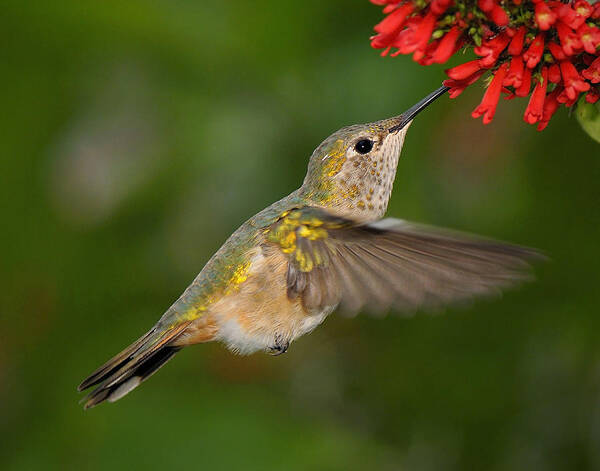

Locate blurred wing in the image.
[265,207,543,315]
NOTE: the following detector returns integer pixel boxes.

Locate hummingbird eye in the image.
[354,139,373,154]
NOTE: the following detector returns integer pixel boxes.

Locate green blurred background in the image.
[2,1,600,469]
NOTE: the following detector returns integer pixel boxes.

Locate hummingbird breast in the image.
[177,243,333,354]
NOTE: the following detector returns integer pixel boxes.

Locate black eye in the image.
[355,139,373,154]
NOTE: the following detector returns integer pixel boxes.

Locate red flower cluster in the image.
[370,0,600,130]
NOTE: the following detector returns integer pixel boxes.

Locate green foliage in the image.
[576,99,600,144]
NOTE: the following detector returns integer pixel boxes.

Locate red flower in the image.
[515,66,533,97]
[587,88,600,103]
[557,89,578,106]
[374,3,414,35]
[535,1,557,30]
[475,33,510,67]
[478,0,494,12]
[478,0,509,26]
[524,67,549,124]
[577,24,600,54]
[390,18,421,54]
[403,11,438,58]
[556,21,583,56]
[431,0,453,15]
[443,69,487,98]
[504,55,525,88]
[489,5,510,26]
[582,56,600,83]
[430,26,462,63]
[508,26,526,55]
[371,0,600,130]
[523,33,545,68]
[574,0,593,20]
[547,41,566,60]
[548,63,562,83]
[472,63,509,124]
[560,60,591,100]
[553,2,587,29]
[371,35,394,53]
[537,88,562,130]
[446,59,485,80]
[370,0,403,14]
[415,40,439,65]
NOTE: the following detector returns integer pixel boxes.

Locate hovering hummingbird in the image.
[79,86,541,408]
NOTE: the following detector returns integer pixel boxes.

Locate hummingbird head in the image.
[299,86,448,221]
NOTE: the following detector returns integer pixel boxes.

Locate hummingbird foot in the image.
[268,335,289,356]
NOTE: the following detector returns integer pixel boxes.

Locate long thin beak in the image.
[389,85,449,133]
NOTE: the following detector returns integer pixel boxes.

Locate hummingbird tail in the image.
[77,321,191,409]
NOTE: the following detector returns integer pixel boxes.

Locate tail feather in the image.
[78,330,155,392]
[78,322,190,409]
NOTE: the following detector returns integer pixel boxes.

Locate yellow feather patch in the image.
[178,259,252,322]
[267,209,335,272]
[322,139,347,177]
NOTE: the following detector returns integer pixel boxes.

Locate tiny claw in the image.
[269,335,289,356]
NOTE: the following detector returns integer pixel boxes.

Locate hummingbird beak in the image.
[388,85,449,133]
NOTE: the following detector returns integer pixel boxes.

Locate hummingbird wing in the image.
[266,207,543,316]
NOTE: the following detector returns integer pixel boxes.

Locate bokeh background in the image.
[2,1,600,470]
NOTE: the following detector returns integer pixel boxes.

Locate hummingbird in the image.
[78,86,541,408]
